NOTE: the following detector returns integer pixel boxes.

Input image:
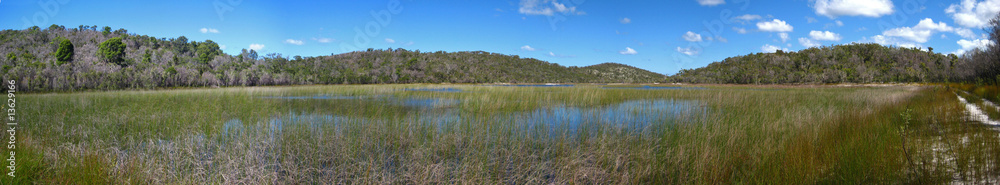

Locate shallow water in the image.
[239,94,707,139]
[404,88,464,92]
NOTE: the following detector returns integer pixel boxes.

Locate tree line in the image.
[0,25,664,92]
[671,13,1000,85]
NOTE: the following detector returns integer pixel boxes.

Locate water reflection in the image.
[239,96,707,138]
[404,88,463,92]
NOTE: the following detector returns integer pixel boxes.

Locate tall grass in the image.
[5,84,996,184]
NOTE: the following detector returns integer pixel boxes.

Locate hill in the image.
[669,43,996,84]
[0,25,664,92]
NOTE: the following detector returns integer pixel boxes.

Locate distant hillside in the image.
[669,43,994,84]
[579,63,665,83]
[0,25,664,92]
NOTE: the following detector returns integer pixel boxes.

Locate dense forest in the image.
[671,14,1000,85]
[0,25,664,92]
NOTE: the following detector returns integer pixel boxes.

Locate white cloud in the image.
[955,28,977,39]
[806,17,818,23]
[199,28,219,34]
[519,0,584,16]
[249,44,265,50]
[733,14,762,23]
[756,19,793,32]
[946,0,1000,28]
[548,52,556,56]
[620,18,631,24]
[733,27,748,34]
[809,30,842,41]
[761,44,788,53]
[219,45,227,50]
[954,39,996,55]
[683,31,703,42]
[860,35,920,48]
[521,45,537,51]
[405,41,414,46]
[813,0,894,18]
[835,20,844,26]
[384,38,396,43]
[619,47,638,55]
[799,38,822,48]
[778,33,790,42]
[697,0,725,6]
[882,18,954,43]
[676,47,700,56]
[284,39,304,45]
[313,37,334,43]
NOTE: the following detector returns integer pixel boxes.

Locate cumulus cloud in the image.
[761,44,788,53]
[620,18,631,24]
[199,28,219,34]
[809,30,842,41]
[683,31,703,42]
[521,45,537,51]
[799,38,822,48]
[859,35,920,48]
[384,38,396,43]
[946,0,1000,28]
[249,44,265,50]
[284,39,304,45]
[757,19,793,32]
[778,33,790,42]
[813,0,894,18]
[219,45,227,50]
[676,47,700,56]
[954,28,978,39]
[619,47,638,55]
[954,39,996,55]
[519,0,584,16]
[696,0,725,6]
[836,20,844,26]
[882,18,954,43]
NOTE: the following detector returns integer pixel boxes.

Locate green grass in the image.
[5,84,999,184]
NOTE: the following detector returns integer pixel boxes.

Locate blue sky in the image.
[1,0,997,75]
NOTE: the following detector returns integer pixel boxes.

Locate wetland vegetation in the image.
[6,84,1000,184]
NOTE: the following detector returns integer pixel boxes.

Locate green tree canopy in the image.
[55,39,74,65]
[98,37,127,67]
[196,40,221,64]
[102,26,112,36]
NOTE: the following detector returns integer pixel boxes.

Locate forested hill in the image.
[669,43,998,84]
[0,25,665,92]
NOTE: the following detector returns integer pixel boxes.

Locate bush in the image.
[55,39,74,65]
[98,37,127,67]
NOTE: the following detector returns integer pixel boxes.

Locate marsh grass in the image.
[6,84,998,184]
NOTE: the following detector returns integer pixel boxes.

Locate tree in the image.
[142,49,152,64]
[196,40,221,64]
[55,39,74,65]
[98,37,127,67]
[102,26,112,36]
